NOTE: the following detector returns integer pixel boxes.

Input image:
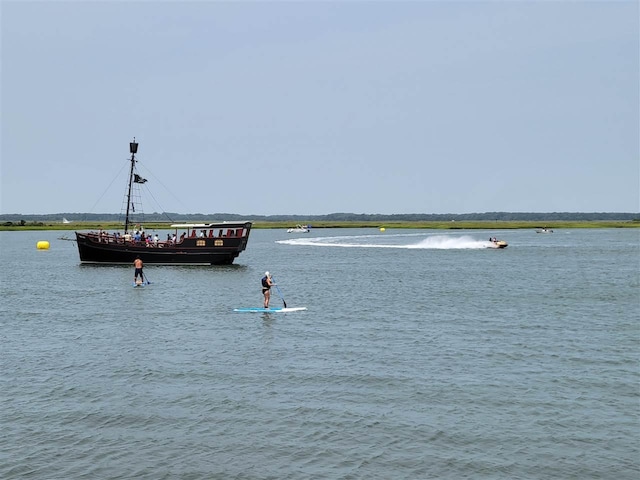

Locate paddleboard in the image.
[133,282,145,287]
[233,307,307,313]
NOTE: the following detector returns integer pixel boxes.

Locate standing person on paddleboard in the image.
[261,271,275,308]
[134,256,144,285]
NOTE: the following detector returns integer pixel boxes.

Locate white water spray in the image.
[277,233,492,250]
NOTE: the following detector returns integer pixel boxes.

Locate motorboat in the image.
[487,238,508,249]
[535,227,553,233]
[287,224,310,233]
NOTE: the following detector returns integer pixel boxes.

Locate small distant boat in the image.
[487,238,508,249]
[535,227,553,233]
[287,224,310,233]
[74,139,252,265]
[62,217,72,224]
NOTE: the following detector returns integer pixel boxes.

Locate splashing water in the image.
[277,233,492,249]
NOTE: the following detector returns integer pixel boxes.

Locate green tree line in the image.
[1,211,638,225]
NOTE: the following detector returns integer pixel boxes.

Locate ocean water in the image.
[1,227,638,479]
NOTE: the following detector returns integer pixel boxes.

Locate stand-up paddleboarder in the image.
[261,271,274,308]
[134,256,144,285]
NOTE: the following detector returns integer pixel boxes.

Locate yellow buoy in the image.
[36,240,50,250]
[379,227,386,232]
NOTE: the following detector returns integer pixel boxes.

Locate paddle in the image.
[271,277,287,308]
[142,271,151,285]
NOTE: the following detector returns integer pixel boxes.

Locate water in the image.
[1,228,638,479]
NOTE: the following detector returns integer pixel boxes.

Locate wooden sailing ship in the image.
[75,139,252,265]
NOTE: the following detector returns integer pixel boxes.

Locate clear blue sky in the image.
[2,1,638,216]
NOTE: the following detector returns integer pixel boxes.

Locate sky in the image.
[1,0,638,216]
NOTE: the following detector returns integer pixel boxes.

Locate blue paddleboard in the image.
[233,307,307,313]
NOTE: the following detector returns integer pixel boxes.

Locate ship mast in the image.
[124,138,138,234]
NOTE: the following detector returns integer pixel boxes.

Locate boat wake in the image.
[277,233,492,250]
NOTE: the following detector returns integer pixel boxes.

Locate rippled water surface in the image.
[1,228,638,479]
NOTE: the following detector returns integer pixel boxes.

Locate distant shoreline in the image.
[2,212,638,225]
[1,220,638,231]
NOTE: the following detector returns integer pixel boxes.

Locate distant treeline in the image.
[1,211,638,224]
